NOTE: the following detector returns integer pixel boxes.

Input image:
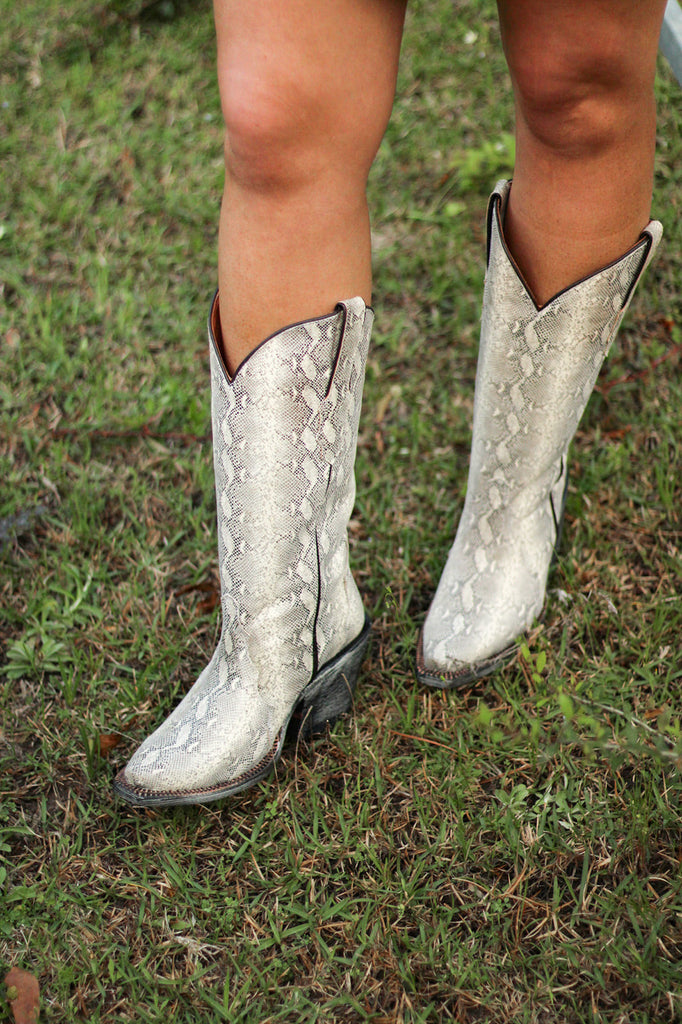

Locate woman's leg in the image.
[418,0,666,685]
[214,0,406,373]
[497,0,667,305]
[115,0,406,805]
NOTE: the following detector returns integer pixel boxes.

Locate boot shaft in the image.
[208,295,372,671]
[468,180,662,519]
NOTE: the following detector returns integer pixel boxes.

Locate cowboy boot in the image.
[417,179,662,688]
[115,294,373,805]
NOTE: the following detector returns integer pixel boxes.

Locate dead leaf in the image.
[4,968,40,1024]
[99,734,122,756]
[175,580,220,616]
[196,592,219,616]
[175,580,216,596]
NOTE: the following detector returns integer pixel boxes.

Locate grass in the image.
[2,0,682,1020]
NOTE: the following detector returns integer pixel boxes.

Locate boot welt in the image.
[414,628,518,689]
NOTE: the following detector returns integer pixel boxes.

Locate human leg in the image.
[214,0,406,373]
[114,0,406,805]
[418,0,665,686]
[498,0,666,306]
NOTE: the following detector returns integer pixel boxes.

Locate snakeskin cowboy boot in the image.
[115,294,373,805]
[417,179,662,688]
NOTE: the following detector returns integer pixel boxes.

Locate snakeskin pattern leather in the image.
[421,180,662,681]
[116,296,373,800]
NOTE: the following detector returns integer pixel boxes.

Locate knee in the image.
[219,68,316,193]
[506,36,652,158]
[218,66,377,197]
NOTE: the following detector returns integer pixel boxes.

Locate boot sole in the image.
[415,628,518,689]
[113,617,371,808]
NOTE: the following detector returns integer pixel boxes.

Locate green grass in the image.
[2,0,682,1021]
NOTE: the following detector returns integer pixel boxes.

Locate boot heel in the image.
[295,617,371,738]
